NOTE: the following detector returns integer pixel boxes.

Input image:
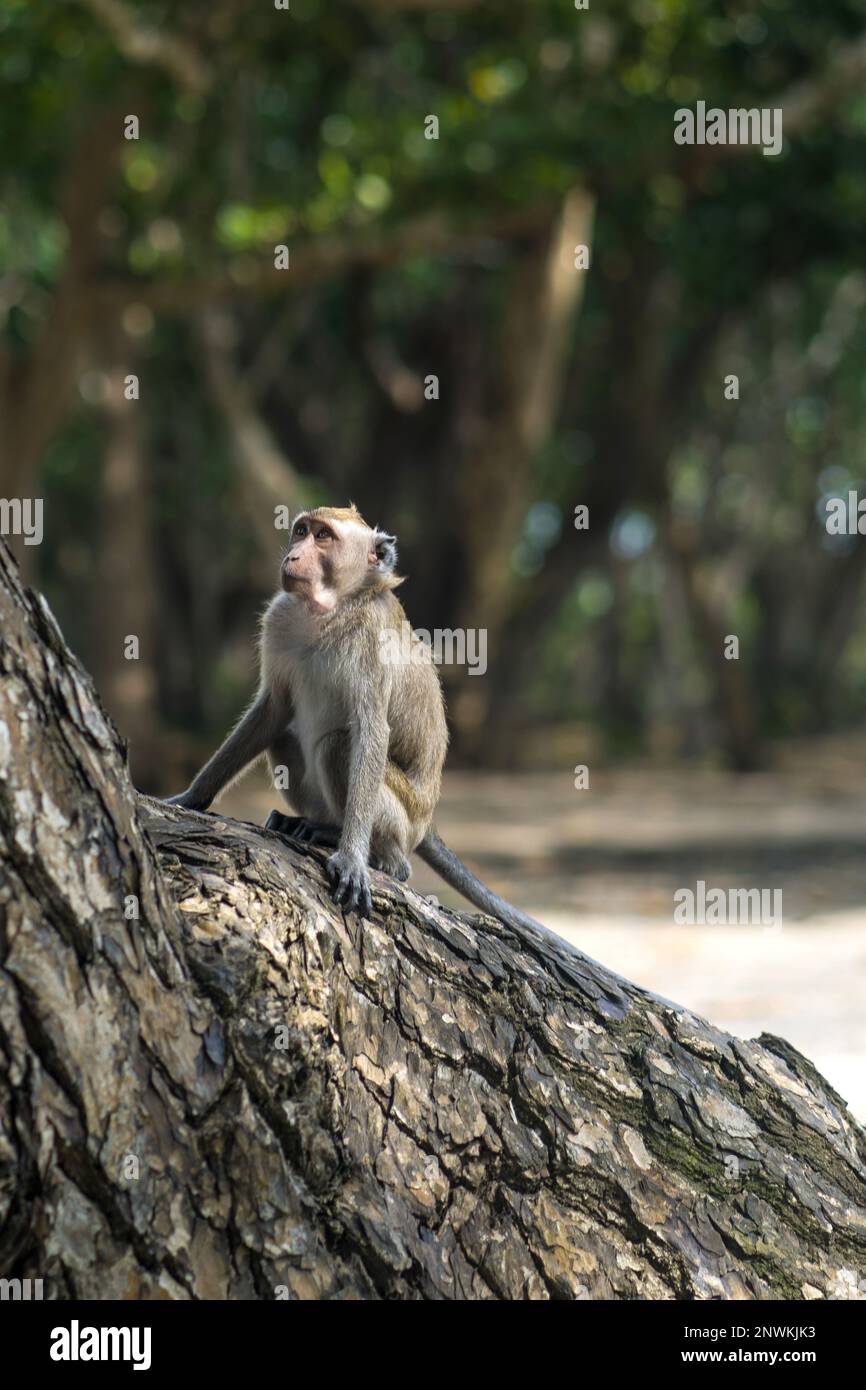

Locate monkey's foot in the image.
[371,849,411,883]
[265,811,341,848]
[326,849,372,917]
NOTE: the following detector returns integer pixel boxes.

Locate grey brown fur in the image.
[169,504,547,933]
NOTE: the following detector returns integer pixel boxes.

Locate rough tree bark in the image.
[1,538,865,1300]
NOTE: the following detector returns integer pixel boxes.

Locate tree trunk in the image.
[668,528,763,772]
[450,189,595,752]
[0,105,129,578]
[1,538,865,1301]
[88,348,161,783]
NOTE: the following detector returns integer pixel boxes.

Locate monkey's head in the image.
[281,504,400,607]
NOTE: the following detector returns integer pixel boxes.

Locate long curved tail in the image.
[416,829,555,940]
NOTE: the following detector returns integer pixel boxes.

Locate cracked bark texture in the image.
[1,540,865,1301]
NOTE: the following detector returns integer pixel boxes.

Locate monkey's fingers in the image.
[338,878,372,916]
[353,875,373,917]
[326,852,372,917]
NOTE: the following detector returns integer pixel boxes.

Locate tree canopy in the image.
[3,0,866,777]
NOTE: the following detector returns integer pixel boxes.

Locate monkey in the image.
[167,504,549,938]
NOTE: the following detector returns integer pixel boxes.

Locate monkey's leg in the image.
[267,807,404,883]
[311,729,373,913]
[315,732,412,885]
[266,732,342,848]
[370,845,411,882]
[267,808,406,875]
[264,811,341,848]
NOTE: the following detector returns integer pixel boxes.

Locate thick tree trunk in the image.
[1,539,865,1301]
[89,351,161,782]
[0,106,128,559]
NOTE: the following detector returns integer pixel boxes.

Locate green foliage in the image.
[5,0,866,759]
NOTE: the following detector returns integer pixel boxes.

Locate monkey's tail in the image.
[416,830,555,941]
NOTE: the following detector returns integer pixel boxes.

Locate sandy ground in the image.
[218,748,866,1120]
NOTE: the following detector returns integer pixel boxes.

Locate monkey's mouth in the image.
[280,562,308,590]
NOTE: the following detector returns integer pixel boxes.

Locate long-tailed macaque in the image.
[168,504,546,935]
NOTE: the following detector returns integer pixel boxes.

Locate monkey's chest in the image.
[288,663,350,770]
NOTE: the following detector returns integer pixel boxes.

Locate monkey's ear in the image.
[371,531,398,573]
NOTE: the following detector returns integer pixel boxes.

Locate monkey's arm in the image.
[326,686,391,916]
[167,690,283,811]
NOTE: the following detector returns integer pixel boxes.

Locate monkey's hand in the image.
[164,789,211,812]
[326,849,372,917]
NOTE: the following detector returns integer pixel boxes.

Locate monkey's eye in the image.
[315,526,331,541]
[293,523,307,537]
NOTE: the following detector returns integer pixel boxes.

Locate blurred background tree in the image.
[4,0,866,786]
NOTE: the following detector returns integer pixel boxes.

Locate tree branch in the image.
[78,0,212,95]
[2,536,865,1298]
[93,203,557,316]
[196,308,303,544]
[0,104,128,507]
[683,29,866,178]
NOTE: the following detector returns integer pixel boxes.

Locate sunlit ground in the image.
[220,742,866,1120]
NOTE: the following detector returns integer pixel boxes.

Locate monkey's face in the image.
[281,509,399,602]
[282,515,337,593]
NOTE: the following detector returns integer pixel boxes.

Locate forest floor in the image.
[220,737,866,1121]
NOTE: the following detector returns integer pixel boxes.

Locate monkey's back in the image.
[380,592,448,833]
